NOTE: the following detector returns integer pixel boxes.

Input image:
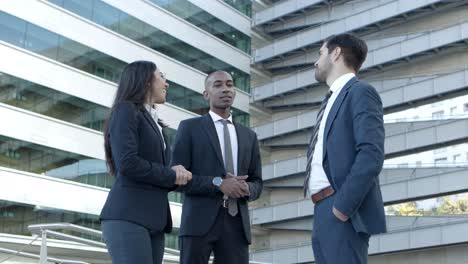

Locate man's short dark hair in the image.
[204,70,229,88]
[325,33,368,72]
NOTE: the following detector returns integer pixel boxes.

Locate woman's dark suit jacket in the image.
[100,101,176,233]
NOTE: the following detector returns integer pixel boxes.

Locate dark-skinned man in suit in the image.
[172,70,263,264]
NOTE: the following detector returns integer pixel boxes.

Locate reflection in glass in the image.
[223,0,252,17]
[0,135,114,188]
[0,135,183,202]
[46,0,251,92]
[0,11,124,83]
[0,200,101,237]
[0,200,180,248]
[0,12,250,125]
[148,0,250,53]
[0,72,109,132]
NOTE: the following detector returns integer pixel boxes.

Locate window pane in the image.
[0,135,113,188]
[57,36,93,72]
[119,13,146,40]
[24,23,59,58]
[0,200,179,248]
[92,0,120,31]
[0,72,109,131]
[223,0,251,17]
[0,11,250,124]
[0,200,101,237]
[0,134,178,198]
[149,0,251,54]
[46,0,251,92]
[63,0,94,20]
[0,12,27,48]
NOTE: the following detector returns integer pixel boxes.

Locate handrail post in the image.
[39,229,47,264]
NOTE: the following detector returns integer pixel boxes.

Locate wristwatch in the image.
[212,177,223,189]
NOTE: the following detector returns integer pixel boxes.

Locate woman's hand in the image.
[171,165,192,185]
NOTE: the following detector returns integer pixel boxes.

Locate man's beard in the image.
[315,69,327,83]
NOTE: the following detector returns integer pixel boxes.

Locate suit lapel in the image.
[234,123,246,175]
[142,110,166,164]
[323,77,357,158]
[162,127,171,166]
[201,114,225,168]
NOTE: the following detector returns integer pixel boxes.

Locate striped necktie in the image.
[303,90,333,197]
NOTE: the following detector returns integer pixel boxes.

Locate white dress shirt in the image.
[209,111,238,176]
[144,104,166,150]
[308,73,356,196]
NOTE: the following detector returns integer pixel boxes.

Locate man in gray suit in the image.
[303,33,386,263]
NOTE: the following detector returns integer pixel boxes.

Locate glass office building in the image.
[0,0,251,253]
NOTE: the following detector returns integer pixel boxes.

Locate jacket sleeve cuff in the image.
[333,195,355,218]
[164,167,177,187]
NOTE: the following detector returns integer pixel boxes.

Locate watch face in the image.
[213,177,222,186]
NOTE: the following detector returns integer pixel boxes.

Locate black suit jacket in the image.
[171,114,263,243]
[100,101,176,233]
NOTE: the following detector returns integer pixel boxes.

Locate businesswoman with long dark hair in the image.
[100,61,191,264]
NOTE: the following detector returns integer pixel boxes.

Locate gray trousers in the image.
[102,220,165,264]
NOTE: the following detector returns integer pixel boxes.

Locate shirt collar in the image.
[144,103,159,120]
[329,73,355,94]
[209,110,233,124]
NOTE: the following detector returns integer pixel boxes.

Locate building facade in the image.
[0,0,251,261]
[249,0,468,263]
[3,0,468,263]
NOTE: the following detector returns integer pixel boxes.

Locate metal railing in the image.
[27,223,183,263]
[0,246,89,264]
[0,222,270,264]
[28,223,104,264]
[253,20,468,101]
